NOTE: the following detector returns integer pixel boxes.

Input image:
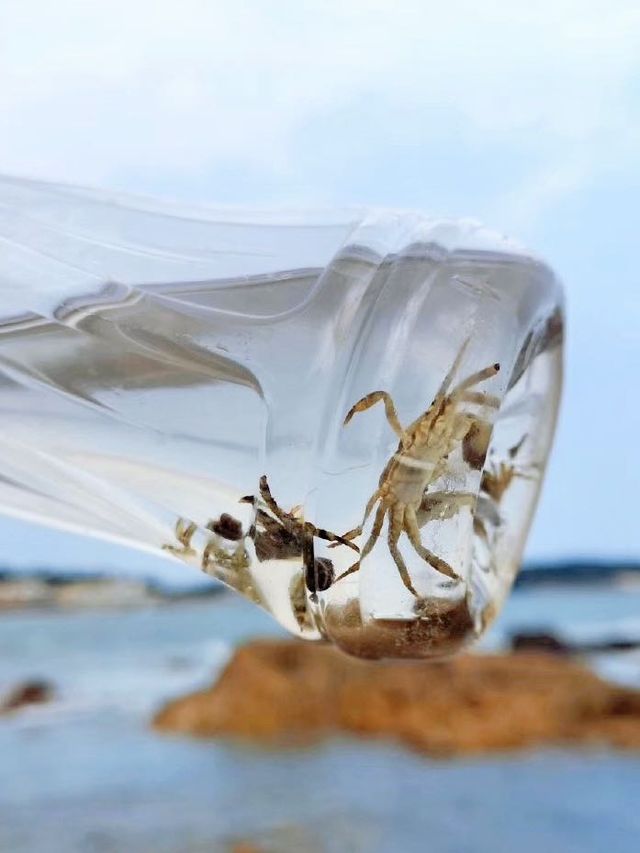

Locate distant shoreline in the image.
[0,560,638,611]
[515,561,640,588]
[0,570,221,610]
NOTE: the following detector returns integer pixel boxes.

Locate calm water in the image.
[1,587,639,852]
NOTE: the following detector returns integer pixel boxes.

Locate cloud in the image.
[0,0,638,221]
[1,0,639,567]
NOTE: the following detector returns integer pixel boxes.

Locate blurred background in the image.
[0,2,639,851]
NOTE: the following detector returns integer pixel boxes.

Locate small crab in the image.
[242,478,350,631]
[162,514,249,574]
[480,436,534,503]
[162,517,198,560]
[472,436,538,543]
[162,476,355,600]
[243,475,358,580]
[481,461,521,504]
[334,339,500,598]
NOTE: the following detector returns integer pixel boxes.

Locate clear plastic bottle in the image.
[0,175,563,658]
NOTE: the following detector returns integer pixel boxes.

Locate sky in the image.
[0,0,639,581]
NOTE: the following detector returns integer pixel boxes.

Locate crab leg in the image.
[404,505,460,581]
[388,504,421,597]
[458,390,500,408]
[330,488,383,547]
[344,391,407,445]
[258,475,293,525]
[306,522,360,553]
[451,362,500,397]
[417,491,476,526]
[335,499,387,582]
[260,474,359,552]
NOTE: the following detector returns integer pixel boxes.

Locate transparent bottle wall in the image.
[0,176,563,658]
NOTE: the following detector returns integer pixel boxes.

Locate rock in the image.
[1,679,54,713]
[594,638,639,652]
[510,630,640,655]
[510,631,570,654]
[153,639,640,755]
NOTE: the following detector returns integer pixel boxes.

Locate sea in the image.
[1,585,639,853]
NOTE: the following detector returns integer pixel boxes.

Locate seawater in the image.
[0,587,639,852]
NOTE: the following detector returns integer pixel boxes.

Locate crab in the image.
[471,435,538,543]
[333,339,501,598]
[480,436,533,503]
[162,515,250,574]
[162,517,198,560]
[243,475,358,573]
[162,476,356,589]
[240,477,352,631]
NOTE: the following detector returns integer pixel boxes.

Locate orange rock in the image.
[153,639,640,756]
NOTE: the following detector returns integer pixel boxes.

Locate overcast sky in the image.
[0,0,639,580]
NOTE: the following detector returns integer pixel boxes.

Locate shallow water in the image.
[1,587,639,852]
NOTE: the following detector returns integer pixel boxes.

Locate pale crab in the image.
[333,339,501,598]
[473,435,538,542]
[480,435,530,503]
[162,513,249,574]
